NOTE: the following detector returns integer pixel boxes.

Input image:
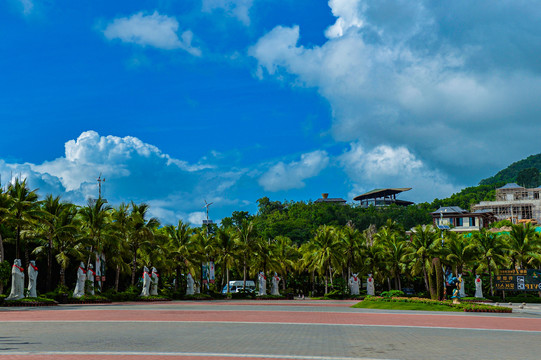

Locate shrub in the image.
[380,290,405,298]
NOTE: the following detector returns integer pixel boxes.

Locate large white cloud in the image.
[259,150,330,191]
[339,143,459,202]
[103,11,201,56]
[0,131,248,225]
[249,0,541,183]
[202,0,253,25]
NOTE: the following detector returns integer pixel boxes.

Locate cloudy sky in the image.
[1,0,540,224]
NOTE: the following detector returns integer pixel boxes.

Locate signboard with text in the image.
[495,269,541,291]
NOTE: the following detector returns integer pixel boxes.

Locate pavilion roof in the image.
[353,188,412,201]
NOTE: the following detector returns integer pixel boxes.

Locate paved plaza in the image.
[1,300,540,360]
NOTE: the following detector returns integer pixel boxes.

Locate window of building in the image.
[469,217,475,227]
[455,218,463,226]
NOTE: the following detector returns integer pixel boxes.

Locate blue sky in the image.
[1,0,541,224]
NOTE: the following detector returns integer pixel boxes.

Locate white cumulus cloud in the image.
[249,0,541,183]
[259,150,330,192]
[103,11,201,56]
[0,131,249,225]
[340,143,459,203]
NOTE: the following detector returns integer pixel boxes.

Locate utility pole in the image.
[201,200,214,293]
[97,174,105,199]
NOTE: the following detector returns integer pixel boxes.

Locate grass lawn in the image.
[353,300,463,312]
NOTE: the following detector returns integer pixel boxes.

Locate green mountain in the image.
[480,153,541,186]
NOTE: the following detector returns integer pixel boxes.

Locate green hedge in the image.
[359,296,512,313]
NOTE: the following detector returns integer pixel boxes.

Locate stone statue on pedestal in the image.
[6,259,25,300]
[474,275,483,298]
[367,273,375,296]
[140,266,151,297]
[186,273,194,295]
[27,260,38,298]
[150,267,159,296]
[271,273,280,296]
[349,273,360,295]
[86,263,95,295]
[458,274,466,298]
[258,271,267,296]
[73,262,86,298]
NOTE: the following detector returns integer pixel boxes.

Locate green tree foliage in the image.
[480,153,541,185]
[516,167,541,188]
[429,184,502,211]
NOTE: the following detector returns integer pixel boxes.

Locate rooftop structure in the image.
[315,193,347,205]
[431,206,496,232]
[472,183,541,224]
[353,188,414,208]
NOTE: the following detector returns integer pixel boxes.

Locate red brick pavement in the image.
[2,308,540,332]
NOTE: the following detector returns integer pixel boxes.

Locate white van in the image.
[221,280,256,294]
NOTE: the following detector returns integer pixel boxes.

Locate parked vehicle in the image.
[221,280,256,294]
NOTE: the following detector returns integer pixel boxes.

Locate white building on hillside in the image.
[472,183,541,224]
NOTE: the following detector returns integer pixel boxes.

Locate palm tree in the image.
[215,227,237,293]
[234,220,259,290]
[7,178,40,263]
[339,224,364,281]
[37,195,78,290]
[270,236,298,290]
[472,229,508,296]
[445,231,475,276]
[166,220,195,291]
[79,198,113,277]
[127,202,159,285]
[506,223,541,269]
[110,204,132,291]
[408,225,441,293]
[33,203,81,286]
[0,187,11,264]
[375,226,409,291]
[302,225,341,294]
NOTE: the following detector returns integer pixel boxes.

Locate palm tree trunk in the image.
[226,267,230,293]
[115,265,120,292]
[0,232,4,263]
[328,266,333,286]
[398,275,402,291]
[488,261,494,296]
[47,236,53,291]
[131,250,137,286]
[60,267,65,286]
[422,258,430,292]
[175,266,180,291]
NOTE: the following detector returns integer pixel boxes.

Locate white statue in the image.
[6,259,25,300]
[186,273,194,295]
[349,273,360,295]
[474,275,483,298]
[150,267,159,295]
[140,266,151,297]
[73,262,86,298]
[258,271,267,296]
[86,263,95,295]
[27,260,38,298]
[367,273,375,296]
[458,274,466,298]
[271,273,281,296]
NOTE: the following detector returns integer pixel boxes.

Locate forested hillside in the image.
[480,154,541,186]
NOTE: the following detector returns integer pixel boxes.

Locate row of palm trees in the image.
[1,179,540,297]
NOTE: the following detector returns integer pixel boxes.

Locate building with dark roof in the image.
[431,206,496,232]
[353,188,414,207]
[315,193,347,205]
